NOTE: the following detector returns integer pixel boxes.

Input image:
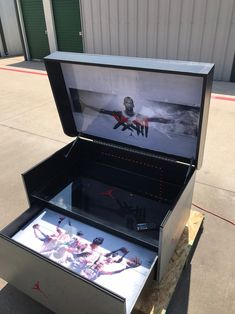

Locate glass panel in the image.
[33,173,173,246]
[61,62,203,159]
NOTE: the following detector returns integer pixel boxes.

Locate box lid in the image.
[44,52,214,169]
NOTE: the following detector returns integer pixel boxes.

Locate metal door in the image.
[52,0,83,53]
[20,0,50,59]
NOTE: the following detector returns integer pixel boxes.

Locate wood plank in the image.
[133,210,204,314]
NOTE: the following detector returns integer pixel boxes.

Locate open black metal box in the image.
[0,52,214,314]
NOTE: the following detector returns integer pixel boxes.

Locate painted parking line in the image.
[0,66,47,76]
[0,65,235,102]
[211,94,235,102]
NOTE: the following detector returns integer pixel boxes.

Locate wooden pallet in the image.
[133,210,204,314]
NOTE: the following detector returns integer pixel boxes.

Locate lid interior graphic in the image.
[45,52,214,166]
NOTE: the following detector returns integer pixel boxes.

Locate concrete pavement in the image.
[0,56,235,314]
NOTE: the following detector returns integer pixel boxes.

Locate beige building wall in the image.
[81,0,235,81]
[0,0,23,56]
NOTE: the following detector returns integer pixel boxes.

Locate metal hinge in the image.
[64,135,80,158]
[184,157,195,184]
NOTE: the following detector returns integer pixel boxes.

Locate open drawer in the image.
[0,205,157,314]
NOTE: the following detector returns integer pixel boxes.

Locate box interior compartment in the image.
[31,139,194,249]
[32,52,211,250]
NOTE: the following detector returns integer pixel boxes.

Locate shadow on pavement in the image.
[0,284,53,314]
[212,81,235,97]
[166,264,191,314]
[7,61,46,72]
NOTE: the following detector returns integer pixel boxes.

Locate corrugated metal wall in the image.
[0,0,23,56]
[81,0,235,81]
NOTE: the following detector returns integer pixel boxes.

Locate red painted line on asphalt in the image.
[1,65,235,102]
[211,94,235,102]
[0,66,47,76]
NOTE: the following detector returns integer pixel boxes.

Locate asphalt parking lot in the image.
[0,56,235,314]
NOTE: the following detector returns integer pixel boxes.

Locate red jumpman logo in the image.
[100,188,115,198]
[32,280,47,298]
